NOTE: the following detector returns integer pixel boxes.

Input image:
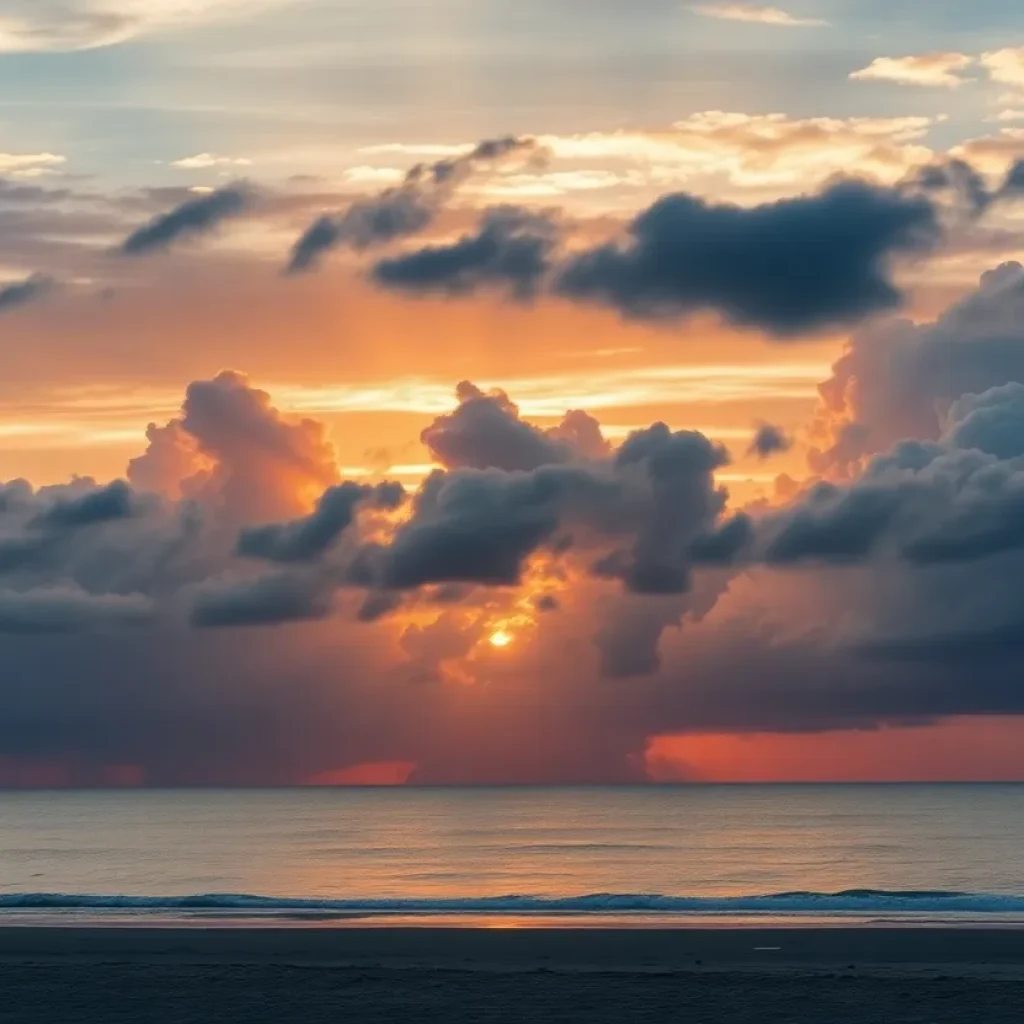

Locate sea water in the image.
[2,785,1023,926]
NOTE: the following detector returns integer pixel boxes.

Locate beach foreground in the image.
[1,925,1023,1022]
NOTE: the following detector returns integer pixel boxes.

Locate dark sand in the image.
[2,925,1024,1022]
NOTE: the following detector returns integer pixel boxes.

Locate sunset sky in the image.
[3,0,1024,785]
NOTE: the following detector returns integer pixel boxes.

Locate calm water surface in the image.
[1,786,1023,924]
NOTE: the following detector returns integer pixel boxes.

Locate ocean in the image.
[2,785,1023,927]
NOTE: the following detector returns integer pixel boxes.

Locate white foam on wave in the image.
[2,890,1024,915]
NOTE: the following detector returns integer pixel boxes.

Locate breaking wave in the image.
[2,889,1024,915]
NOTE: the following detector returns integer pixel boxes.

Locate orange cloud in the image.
[646,718,1024,782]
[307,761,416,785]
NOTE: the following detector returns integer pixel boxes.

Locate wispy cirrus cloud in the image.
[0,1,292,53]
[690,3,826,28]
[850,52,976,88]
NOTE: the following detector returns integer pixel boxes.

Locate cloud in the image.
[372,206,559,300]
[369,411,732,598]
[981,48,1024,90]
[13,326,1024,782]
[749,423,792,459]
[0,587,153,634]
[690,4,825,27]
[190,571,334,628]
[951,130,1024,177]
[421,381,597,472]
[366,177,941,338]
[810,262,1024,476]
[119,186,249,256]
[0,273,54,314]
[287,136,541,274]
[759,385,1024,571]
[850,53,976,88]
[371,114,939,196]
[128,370,339,523]
[0,1,288,53]
[32,479,137,530]
[553,179,940,337]
[0,153,66,179]
[170,153,253,170]
[238,481,404,564]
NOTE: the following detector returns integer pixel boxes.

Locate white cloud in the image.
[951,127,1024,174]
[850,52,975,88]
[0,152,66,178]
[690,3,825,27]
[171,153,253,170]
[981,48,1024,90]
[0,1,294,53]
[537,112,936,190]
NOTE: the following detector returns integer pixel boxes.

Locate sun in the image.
[489,629,514,649]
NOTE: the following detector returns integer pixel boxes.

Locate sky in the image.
[2,0,1024,785]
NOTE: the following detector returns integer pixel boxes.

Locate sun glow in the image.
[489,630,514,649]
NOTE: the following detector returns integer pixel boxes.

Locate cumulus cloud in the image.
[11,308,1024,781]
[553,179,940,337]
[238,481,404,563]
[690,3,825,27]
[0,273,54,313]
[119,186,249,256]
[420,382,604,472]
[810,262,1024,476]
[287,136,542,274]
[850,53,976,88]
[373,205,559,300]
[369,178,940,337]
[128,370,339,522]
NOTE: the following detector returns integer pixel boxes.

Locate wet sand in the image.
[1,925,1023,1022]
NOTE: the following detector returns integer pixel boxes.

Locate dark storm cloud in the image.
[371,417,729,597]
[287,135,540,273]
[378,469,566,588]
[32,480,137,530]
[763,385,1024,568]
[748,423,792,459]
[119,186,248,256]
[190,572,334,628]
[554,180,940,337]
[238,480,404,563]
[0,587,153,635]
[372,205,559,299]
[0,273,54,313]
[15,334,1024,782]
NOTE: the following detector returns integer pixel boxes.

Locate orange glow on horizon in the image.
[646,719,1024,783]
[307,761,417,786]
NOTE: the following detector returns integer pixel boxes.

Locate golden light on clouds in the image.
[488,630,514,649]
